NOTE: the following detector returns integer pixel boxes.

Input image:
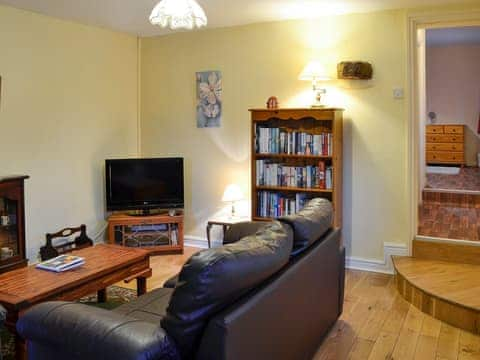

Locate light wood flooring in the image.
[119,247,480,359]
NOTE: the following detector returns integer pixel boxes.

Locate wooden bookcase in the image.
[107,213,184,255]
[250,108,343,228]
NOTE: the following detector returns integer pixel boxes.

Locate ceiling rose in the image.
[149,0,208,30]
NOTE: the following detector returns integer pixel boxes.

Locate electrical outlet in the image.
[393,88,404,99]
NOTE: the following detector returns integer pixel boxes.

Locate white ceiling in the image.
[426,26,480,46]
[0,0,468,37]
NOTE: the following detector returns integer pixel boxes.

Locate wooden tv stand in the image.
[107,212,184,255]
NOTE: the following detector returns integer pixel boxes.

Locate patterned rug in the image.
[0,286,137,360]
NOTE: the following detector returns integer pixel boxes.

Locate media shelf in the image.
[107,212,184,255]
[250,108,343,226]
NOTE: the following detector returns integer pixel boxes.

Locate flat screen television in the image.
[105,158,184,212]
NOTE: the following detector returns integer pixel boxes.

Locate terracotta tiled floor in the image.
[426,167,480,192]
[418,202,480,241]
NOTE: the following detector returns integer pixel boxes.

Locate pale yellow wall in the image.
[0,5,139,261]
[140,10,409,260]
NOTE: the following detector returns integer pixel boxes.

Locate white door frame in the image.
[407,9,480,255]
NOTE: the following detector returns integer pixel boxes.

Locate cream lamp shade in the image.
[222,184,244,218]
[222,184,244,202]
[149,0,208,30]
[299,61,331,107]
[298,61,331,81]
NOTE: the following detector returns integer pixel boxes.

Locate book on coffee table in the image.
[36,255,85,273]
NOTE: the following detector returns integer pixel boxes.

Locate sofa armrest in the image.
[164,274,179,288]
[17,301,180,360]
[223,221,269,245]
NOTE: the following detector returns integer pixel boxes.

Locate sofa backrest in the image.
[278,198,333,256]
[196,228,343,360]
[161,221,293,359]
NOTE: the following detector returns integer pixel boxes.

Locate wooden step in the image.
[413,239,480,265]
[393,256,480,334]
[422,189,480,208]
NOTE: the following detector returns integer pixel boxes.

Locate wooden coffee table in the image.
[0,244,151,359]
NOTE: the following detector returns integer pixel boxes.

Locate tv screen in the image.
[105,158,184,211]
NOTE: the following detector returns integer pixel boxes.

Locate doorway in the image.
[417,25,480,241]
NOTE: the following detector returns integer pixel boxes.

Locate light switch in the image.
[393,88,404,99]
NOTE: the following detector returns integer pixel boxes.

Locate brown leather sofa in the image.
[17,198,345,360]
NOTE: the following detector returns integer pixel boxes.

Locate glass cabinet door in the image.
[0,196,19,262]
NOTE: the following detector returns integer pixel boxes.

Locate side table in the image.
[206,216,250,248]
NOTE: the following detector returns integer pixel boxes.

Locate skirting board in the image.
[185,235,409,275]
[346,242,409,274]
[184,235,215,249]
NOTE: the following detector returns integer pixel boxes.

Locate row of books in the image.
[256,192,309,218]
[256,160,333,189]
[256,126,333,156]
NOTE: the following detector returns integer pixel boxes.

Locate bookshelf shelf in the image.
[254,153,333,160]
[250,108,343,226]
[256,186,333,193]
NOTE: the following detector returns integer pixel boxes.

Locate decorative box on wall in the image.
[250,108,343,228]
[337,62,373,80]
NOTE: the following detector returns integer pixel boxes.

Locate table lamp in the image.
[222,184,244,218]
[299,61,331,108]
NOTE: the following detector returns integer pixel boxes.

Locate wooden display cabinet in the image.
[0,176,29,273]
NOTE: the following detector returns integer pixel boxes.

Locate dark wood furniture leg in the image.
[222,225,228,244]
[206,223,212,248]
[15,334,27,360]
[97,288,107,303]
[124,268,152,296]
[137,277,147,296]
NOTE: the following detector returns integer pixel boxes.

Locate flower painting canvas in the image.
[196,71,222,128]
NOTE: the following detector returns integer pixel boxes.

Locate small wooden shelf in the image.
[256,185,332,193]
[254,153,333,160]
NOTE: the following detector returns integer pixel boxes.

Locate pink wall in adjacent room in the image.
[426,45,480,166]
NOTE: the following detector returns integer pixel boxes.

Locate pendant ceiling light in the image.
[149,0,208,30]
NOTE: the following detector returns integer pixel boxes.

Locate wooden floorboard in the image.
[117,247,480,359]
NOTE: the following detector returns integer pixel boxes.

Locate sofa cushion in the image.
[161,221,293,359]
[114,287,173,324]
[278,198,333,255]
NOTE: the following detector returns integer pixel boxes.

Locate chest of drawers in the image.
[426,125,464,165]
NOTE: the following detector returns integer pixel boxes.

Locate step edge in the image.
[393,257,480,313]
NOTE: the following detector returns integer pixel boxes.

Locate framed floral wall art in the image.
[196,71,222,128]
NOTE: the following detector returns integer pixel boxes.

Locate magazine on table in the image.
[36,255,85,273]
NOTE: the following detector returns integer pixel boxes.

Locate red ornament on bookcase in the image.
[266,96,279,109]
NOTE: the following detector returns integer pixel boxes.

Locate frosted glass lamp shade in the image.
[149,0,208,30]
[222,184,244,203]
[299,61,331,107]
[298,61,331,81]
